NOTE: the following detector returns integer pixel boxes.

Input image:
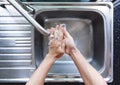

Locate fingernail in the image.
[61,24,66,28]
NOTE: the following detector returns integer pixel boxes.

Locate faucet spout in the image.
[7,0,50,36]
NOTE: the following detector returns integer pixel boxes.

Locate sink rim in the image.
[33,2,113,83]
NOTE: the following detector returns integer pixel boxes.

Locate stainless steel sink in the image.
[33,2,113,82]
[0,2,113,83]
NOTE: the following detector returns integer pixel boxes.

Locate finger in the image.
[49,34,54,39]
[61,42,65,50]
[50,27,55,33]
[49,29,55,41]
[56,25,59,30]
[59,24,64,32]
[55,24,63,40]
[48,27,55,37]
[61,27,69,37]
[59,24,67,36]
[54,25,59,40]
[48,39,55,47]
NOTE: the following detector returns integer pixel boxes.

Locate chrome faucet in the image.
[7,0,50,36]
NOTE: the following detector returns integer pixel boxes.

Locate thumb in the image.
[61,26,70,38]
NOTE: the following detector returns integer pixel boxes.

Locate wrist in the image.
[46,53,57,62]
[69,47,79,57]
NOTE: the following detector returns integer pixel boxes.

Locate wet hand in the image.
[62,26,76,55]
[48,25,65,60]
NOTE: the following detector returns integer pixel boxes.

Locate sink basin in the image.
[33,2,113,82]
[35,11,103,70]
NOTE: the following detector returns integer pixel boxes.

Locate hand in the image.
[62,27,76,55]
[48,25,65,60]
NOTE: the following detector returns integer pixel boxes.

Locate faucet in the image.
[7,0,50,36]
[14,0,35,14]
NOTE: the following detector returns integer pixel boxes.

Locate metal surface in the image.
[114,0,120,7]
[44,18,93,62]
[11,0,35,14]
[0,3,36,82]
[7,0,50,36]
[96,0,113,1]
[33,2,113,82]
[0,2,113,83]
